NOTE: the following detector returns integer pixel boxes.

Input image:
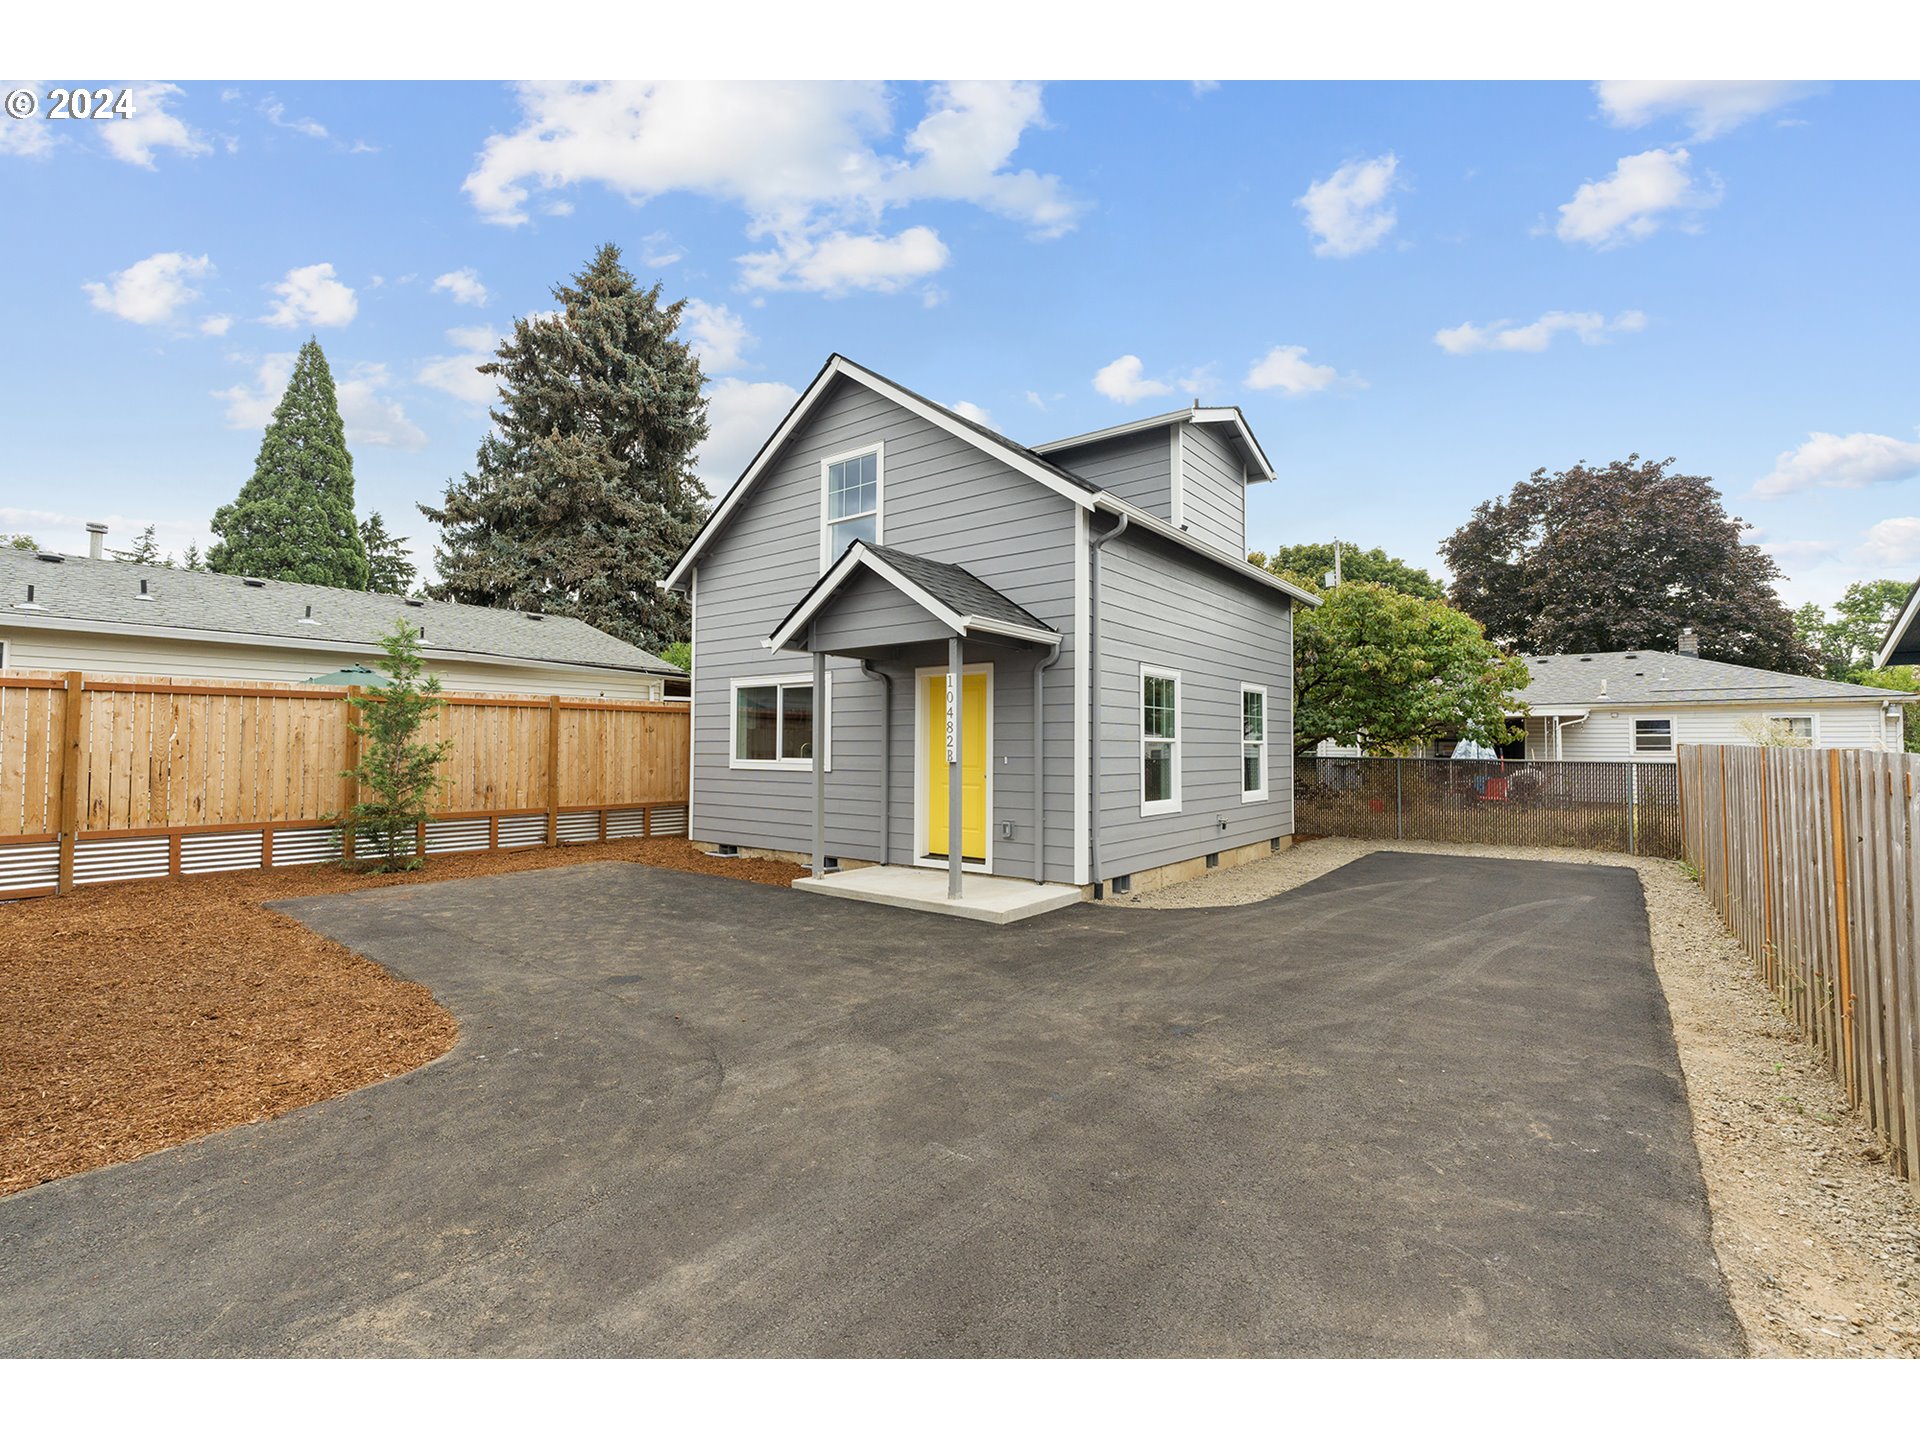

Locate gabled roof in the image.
[1875,574,1920,669]
[664,354,1318,608]
[1519,649,1914,707]
[0,549,679,675]
[1032,403,1277,483]
[768,542,1058,653]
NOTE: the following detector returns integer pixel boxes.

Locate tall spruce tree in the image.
[359,512,418,595]
[208,338,370,589]
[419,243,710,653]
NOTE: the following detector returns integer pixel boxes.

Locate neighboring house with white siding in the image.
[1512,644,1912,761]
[662,354,1318,912]
[0,545,679,699]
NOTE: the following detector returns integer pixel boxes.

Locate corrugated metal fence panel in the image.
[271,827,343,867]
[556,811,601,844]
[0,840,59,895]
[497,814,546,849]
[605,807,650,839]
[423,818,491,855]
[180,829,266,874]
[73,835,171,886]
[648,805,688,837]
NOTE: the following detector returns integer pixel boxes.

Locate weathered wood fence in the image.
[1680,744,1920,1183]
[0,671,690,899]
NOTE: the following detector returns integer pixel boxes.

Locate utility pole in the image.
[1324,537,1343,589]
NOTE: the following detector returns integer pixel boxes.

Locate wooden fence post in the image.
[1829,748,1858,1104]
[546,694,562,847]
[55,671,84,894]
[1759,747,1774,987]
[1718,747,1731,922]
[341,685,361,862]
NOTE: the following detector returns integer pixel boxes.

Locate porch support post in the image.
[947,634,964,900]
[811,643,827,879]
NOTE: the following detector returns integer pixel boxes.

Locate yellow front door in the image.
[927,671,989,862]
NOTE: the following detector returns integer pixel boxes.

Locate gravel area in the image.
[1108,835,1920,1357]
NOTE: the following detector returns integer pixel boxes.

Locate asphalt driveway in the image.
[0,851,1742,1356]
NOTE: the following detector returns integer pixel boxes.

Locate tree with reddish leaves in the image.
[1441,455,1815,674]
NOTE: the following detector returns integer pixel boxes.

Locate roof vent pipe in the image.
[86,522,106,560]
[137,578,153,602]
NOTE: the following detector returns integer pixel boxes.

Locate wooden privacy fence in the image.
[1295,757,1682,858]
[0,671,689,899]
[1680,744,1920,1185]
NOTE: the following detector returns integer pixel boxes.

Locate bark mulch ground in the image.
[0,838,803,1199]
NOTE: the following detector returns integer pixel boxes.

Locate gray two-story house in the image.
[663,355,1317,920]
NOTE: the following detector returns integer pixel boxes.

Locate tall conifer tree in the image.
[419,243,710,653]
[208,338,370,588]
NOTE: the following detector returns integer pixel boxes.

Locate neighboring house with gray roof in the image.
[0,542,680,699]
[663,353,1318,913]
[1512,636,1912,761]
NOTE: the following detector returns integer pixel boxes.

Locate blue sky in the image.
[2,79,1916,610]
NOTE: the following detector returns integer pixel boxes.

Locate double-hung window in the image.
[1767,714,1815,742]
[822,445,881,568]
[1141,665,1181,816]
[1241,685,1268,801]
[731,675,829,769]
[1632,717,1674,756]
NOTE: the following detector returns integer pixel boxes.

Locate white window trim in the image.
[1140,662,1182,818]
[1766,712,1819,744]
[819,441,884,573]
[1240,683,1269,802]
[728,672,833,771]
[1631,714,1676,757]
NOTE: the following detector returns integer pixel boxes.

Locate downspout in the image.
[1032,638,1063,884]
[861,658,892,866]
[1087,510,1130,896]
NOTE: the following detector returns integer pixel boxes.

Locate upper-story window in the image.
[822,444,883,568]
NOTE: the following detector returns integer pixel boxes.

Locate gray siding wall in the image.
[1095,530,1294,879]
[692,376,1082,880]
[805,569,956,653]
[1046,428,1173,522]
[1179,423,1248,557]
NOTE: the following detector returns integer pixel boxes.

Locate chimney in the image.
[86,522,107,560]
[1678,626,1699,657]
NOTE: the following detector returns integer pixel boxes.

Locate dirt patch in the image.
[1110,835,1920,1358]
[0,838,803,1199]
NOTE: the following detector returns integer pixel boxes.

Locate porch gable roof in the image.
[766,542,1058,654]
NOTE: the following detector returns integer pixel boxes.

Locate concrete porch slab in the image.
[792,865,1085,924]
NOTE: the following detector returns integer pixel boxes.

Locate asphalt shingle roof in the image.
[860,543,1055,633]
[0,549,679,674]
[1519,649,1909,707]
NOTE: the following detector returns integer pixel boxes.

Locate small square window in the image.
[1633,718,1673,754]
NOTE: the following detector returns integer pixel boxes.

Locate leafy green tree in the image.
[359,511,418,595]
[1793,601,1843,680]
[208,338,370,589]
[340,621,453,871]
[658,639,691,672]
[5,534,38,551]
[1828,579,1909,680]
[1857,666,1920,752]
[1293,579,1529,754]
[1442,455,1813,673]
[1249,541,1443,599]
[420,243,710,654]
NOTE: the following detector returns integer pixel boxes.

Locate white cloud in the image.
[1025,390,1048,410]
[198,313,232,337]
[1244,345,1346,396]
[261,97,328,140]
[1755,431,1920,498]
[1,81,56,157]
[738,226,950,296]
[431,268,489,307]
[262,262,358,328]
[698,377,801,491]
[81,251,211,326]
[100,82,209,168]
[1191,81,1221,96]
[1555,147,1721,248]
[1434,309,1647,355]
[1758,538,1839,564]
[1093,355,1174,405]
[1594,81,1817,141]
[1859,518,1920,567]
[0,506,205,560]
[1295,153,1401,258]
[215,352,424,449]
[950,401,993,427]
[416,325,500,406]
[640,230,683,267]
[679,299,752,374]
[462,81,1076,295]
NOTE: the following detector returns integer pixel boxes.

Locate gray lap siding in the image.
[1095,530,1294,880]
[1178,423,1248,556]
[691,377,1081,879]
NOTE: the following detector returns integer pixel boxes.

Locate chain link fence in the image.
[1295,756,1682,858]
